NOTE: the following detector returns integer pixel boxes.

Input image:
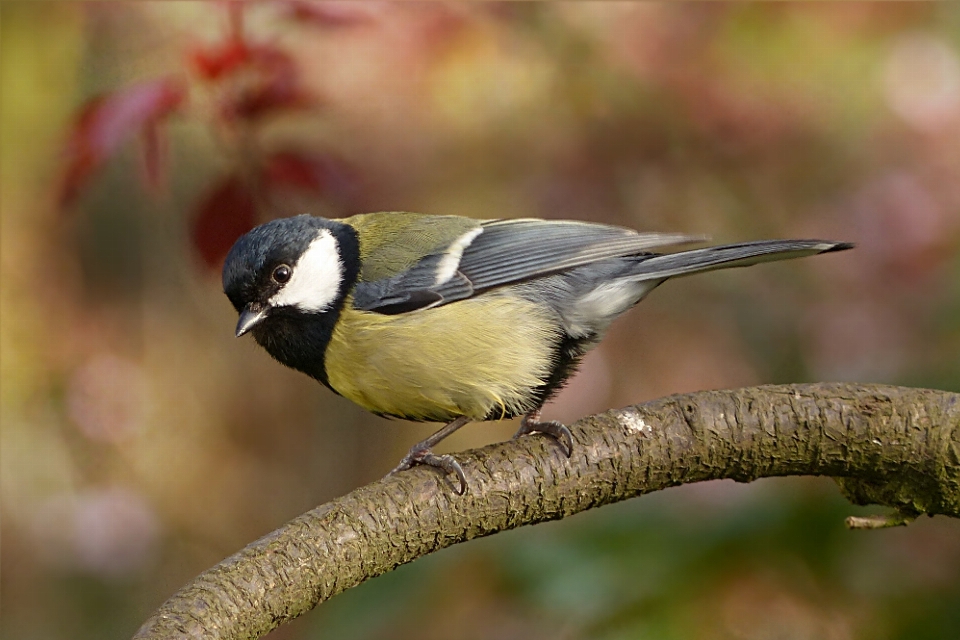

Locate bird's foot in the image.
[513,409,573,457]
[387,416,471,494]
[388,448,467,495]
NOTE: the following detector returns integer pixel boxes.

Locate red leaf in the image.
[60,78,186,206]
[225,44,313,120]
[278,1,378,27]
[192,39,313,120]
[263,150,359,201]
[192,175,258,270]
[189,38,251,81]
[263,151,325,193]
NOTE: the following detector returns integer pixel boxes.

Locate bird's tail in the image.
[629,239,853,281]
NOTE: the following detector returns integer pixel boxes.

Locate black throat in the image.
[251,222,361,390]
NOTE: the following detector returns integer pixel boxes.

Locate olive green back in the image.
[341,212,481,282]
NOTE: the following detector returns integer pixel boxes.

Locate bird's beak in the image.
[235,304,267,337]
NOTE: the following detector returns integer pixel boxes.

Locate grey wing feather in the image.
[351,253,473,313]
[440,219,702,296]
[352,218,702,314]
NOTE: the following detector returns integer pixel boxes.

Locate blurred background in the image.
[2,3,959,639]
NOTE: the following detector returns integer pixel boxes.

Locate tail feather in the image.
[630,240,853,281]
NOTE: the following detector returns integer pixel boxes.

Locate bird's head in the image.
[222,214,359,338]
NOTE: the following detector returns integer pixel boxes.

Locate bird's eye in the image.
[272,265,292,284]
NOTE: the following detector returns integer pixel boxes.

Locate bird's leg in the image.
[388,415,471,494]
[513,408,573,457]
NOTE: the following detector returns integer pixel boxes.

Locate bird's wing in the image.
[352,217,703,314]
[457,219,702,292]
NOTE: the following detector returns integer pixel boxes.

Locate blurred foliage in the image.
[2,3,959,640]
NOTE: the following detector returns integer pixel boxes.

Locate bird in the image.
[222,212,852,494]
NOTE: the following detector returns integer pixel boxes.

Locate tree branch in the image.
[133,383,959,640]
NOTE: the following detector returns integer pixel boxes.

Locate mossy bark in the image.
[133,383,960,640]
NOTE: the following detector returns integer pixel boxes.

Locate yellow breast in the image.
[324,294,560,422]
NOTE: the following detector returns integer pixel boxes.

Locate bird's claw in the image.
[514,419,573,457]
[388,448,467,495]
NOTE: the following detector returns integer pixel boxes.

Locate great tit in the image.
[223,212,851,493]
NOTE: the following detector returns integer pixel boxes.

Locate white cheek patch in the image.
[434,228,482,286]
[268,229,343,313]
